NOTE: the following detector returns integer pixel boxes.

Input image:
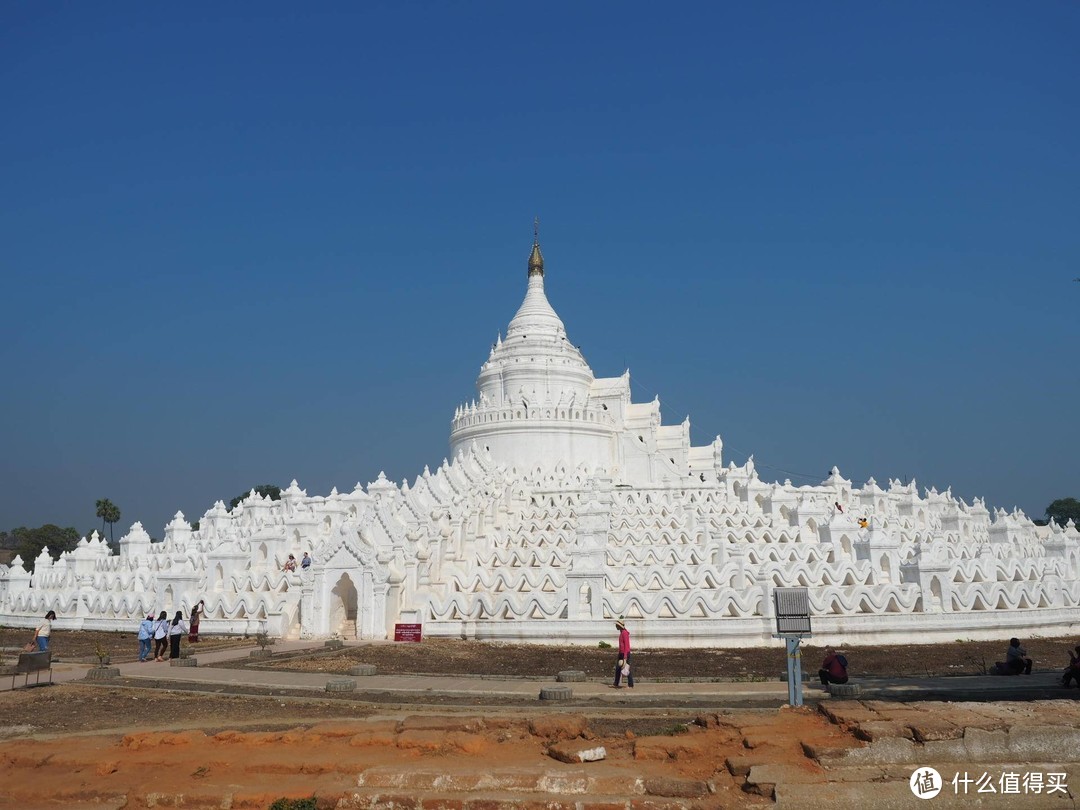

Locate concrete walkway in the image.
[104,642,1080,706]
[117,642,789,701]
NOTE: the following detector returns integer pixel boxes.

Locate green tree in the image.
[0,530,15,566]
[10,525,80,571]
[1046,498,1080,528]
[229,484,282,510]
[95,498,122,543]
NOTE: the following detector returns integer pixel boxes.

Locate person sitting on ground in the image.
[858,517,869,529]
[1062,646,1080,687]
[283,554,297,573]
[993,638,1033,675]
[301,552,312,569]
[819,646,849,685]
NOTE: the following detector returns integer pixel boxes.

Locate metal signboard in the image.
[772,587,812,707]
[774,587,812,636]
[394,623,423,642]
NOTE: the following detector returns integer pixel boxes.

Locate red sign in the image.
[394,623,423,642]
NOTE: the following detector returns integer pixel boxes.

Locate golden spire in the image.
[527,216,544,278]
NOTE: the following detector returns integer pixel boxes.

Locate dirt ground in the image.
[6,627,1077,677]
[250,636,1080,680]
[0,630,1075,747]
[2,635,1080,810]
[0,683,381,735]
[0,683,761,738]
[0,628,254,663]
[0,688,849,809]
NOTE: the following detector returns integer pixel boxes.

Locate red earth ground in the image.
[4,635,1080,808]
[0,684,854,809]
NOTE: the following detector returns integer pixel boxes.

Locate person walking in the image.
[189,600,204,643]
[31,610,56,652]
[611,618,634,689]
[137,613,155,662]
[152,610,169,662]
[168,611,188,660]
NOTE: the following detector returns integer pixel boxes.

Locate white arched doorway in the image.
[330,573,358,638]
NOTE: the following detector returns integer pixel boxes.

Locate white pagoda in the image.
[2,236,1078,646]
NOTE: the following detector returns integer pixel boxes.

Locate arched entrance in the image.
[930,576,943,610]
[330,573,358,638]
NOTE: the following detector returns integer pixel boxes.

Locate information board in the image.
[394,623,423,642]
[774,587,812,636]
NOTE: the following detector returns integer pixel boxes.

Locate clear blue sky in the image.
[2,3,1077,538]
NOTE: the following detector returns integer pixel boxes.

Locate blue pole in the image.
[785,636,804,707]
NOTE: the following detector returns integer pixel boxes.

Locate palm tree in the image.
[95,499,122,544]
[95,499,111,536]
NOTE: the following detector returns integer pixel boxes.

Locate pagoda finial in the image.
[527,217,544,278]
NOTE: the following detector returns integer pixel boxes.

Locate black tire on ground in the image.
[556,670,586,682]
[325,678,356,692]
[539,686,573,701]
[828,682,861,698]
[85,667,121,680]
[349,664,377,676]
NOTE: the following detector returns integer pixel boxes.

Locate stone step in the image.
[357,765,647,796]
[0,783,713,810]
[776,771,1080,810]
[809,727,1080,767]
[339,790,703,810]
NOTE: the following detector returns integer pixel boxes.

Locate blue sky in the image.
[2,2,1077,538]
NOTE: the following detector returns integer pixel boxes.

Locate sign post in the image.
[772,587,812,707]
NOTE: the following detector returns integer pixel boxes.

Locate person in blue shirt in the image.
[137,613,155,662]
